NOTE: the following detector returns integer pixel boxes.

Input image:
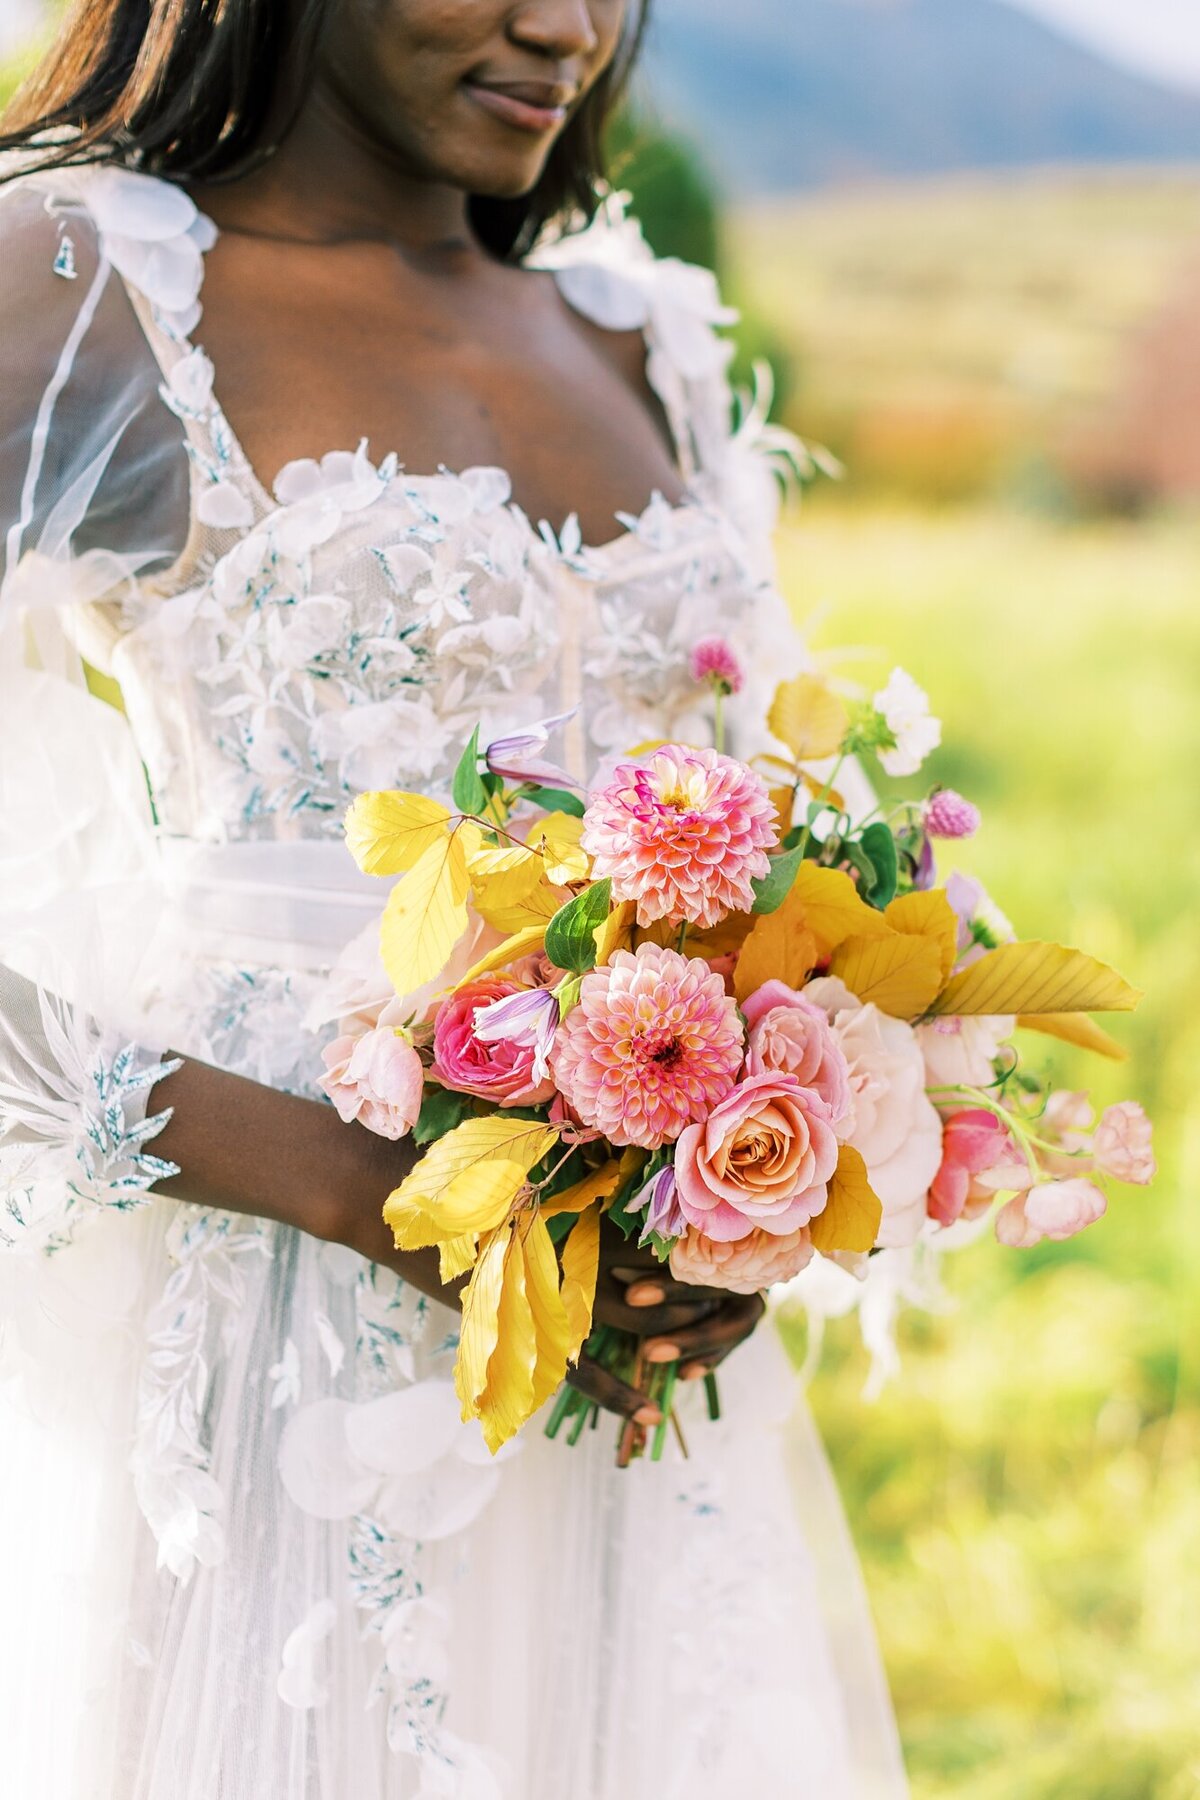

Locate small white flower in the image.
[873,667,941,777]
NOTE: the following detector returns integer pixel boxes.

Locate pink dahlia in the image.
[581,745,777,929]
[689,635,745,695]
[551,944,744,1150]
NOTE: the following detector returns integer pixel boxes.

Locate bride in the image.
[0,2,909,1794]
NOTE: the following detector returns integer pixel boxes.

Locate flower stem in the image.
[651,1361,680,1462]
[704,1371,722,1422]
[714,691,726,755]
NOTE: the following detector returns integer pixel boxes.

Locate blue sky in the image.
[1007,0,1200,91]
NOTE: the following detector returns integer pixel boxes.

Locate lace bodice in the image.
[0,164,806,848]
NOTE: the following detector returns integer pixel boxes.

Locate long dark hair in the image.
[0,0,650,259]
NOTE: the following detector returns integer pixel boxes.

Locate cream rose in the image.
[805,977,944,1249]
[916,1013,1014,1090]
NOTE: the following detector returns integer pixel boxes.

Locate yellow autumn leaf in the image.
[1017,1013,1129,1061]
[455,1226,508,1417]
[520,1212,574,1410]
[438,1232,479,1283]
[388,1161,525,1255]
[380,830,471,995]
[831,931,945,1018]
[456,923,546,987]
[478,1230,540,1452]
[538,1158,624,1220]
[734,901,821,1004]
[768,674,850,762]
[385,1116,557,1238]
[809,1144,883,1255]
[526,812,590,886]
[561,1201,603,1363]
[344,789,451,876]
[930,941,1143,1018]
[594,898,638,967]
[789,864,895,955]
[386,1197,445,1253]
[768,783,796,842]
[466,840,546,914]
[885,888,960,985]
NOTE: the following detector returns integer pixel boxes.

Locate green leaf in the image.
[413,1084,473,1146]
[524,785,585,819]
[452,726,488,816]
[751,845,805,914]
[860,822,899,909]
[544,877,612,974]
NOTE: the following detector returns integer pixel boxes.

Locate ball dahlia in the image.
[551,944,744,1150]
[580,745,777,929]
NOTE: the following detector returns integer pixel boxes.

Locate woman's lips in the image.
[464,82,571,135]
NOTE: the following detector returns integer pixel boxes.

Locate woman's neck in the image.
[194,85,477,256]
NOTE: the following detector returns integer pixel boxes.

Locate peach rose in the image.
[669,1223,814,1295]
[742,981,854,1126]
[994,1177,1107,1248]
[1093,1102,1156,1185]
[674,1071,838,1242]
[319,1024,423,1140]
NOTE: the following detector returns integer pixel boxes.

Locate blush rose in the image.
[674,1071,838,1242]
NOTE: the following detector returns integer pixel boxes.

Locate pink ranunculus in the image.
[431,975,557,1108]
[743,980,854,1125]
[995,1177,1107,1248]
[803,977,944,1249]
[1093,1101,1156,1185]
[928,1108,1024,1227]
[580,744,778,929]
[674,1072,838,1243]
[319,1025,424,1141]
[669,1223,814,1296]
[551,945,744,1150]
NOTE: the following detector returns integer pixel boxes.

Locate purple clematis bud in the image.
[482,710,581,789]
[635,1166,686,1246]
[472,986,560,1084]
[913,832,937,891]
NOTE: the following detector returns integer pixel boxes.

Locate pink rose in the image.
[319,1025,424,1140]
[674,1072,838,1242]
[1093,1101,1155,1185]
[742,981,854,1125]
[928,1108,1027,1227]
[431,975,557,1108]
[994,1177,1107,1248]
[669,1223,813,1295]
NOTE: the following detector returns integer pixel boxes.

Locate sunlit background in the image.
[4,2,1199,1793]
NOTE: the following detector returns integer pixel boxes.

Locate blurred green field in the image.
[774,500,1200,1797]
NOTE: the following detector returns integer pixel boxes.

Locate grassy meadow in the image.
[766,502,1200,1797]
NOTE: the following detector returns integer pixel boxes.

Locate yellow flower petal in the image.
[344,790,451,876]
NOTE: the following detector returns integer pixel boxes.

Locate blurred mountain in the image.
[639,0,1200,192]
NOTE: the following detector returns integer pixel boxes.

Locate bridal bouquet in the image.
[326,646,1152,1458]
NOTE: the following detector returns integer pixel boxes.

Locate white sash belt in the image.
[157,837,389,970]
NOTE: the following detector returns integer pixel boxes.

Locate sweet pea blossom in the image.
[472,986,560,1085]
[482,710,579,788]
[669,1223,814,1295]
[674,1071,838,1242]
[928,1109,1026,1227]
[917,1013,1014,1090]
[319,1024,424,1140]
[1093,1101,1156,1185]
[873,668,941,777]
[994,1177,1107,1248]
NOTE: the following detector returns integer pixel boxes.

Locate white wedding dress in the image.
[0,161,909,1799]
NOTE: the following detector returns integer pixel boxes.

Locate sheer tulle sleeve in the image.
[0,165,193,1254]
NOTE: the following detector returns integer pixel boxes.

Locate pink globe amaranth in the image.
[1093,1101,1156,1185]
[431,975,557,1108]
[689,635,745,695]
[551,943,744,1151]
[320,1025,424,1141]
[580,744,777,930]
[674,1071,839,1242]
[994,1177,1107,1248]
[924,788,981,840]
[742,980,854,1126]
[669,1223,814,1295]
